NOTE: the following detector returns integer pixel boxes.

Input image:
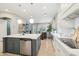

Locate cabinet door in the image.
[14,39,20,54]
[6,38,14,53]
[6,38,20,54]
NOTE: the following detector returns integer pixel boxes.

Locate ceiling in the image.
[0,3,60,23]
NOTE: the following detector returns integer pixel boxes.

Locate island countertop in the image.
[3,34,41,39]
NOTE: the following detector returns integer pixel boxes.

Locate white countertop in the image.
[53,33,79,56]
[51,33,72,39]
[3,34,41,39]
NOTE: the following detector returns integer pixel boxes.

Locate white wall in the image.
[56,18,75,37]
[75,17,79,28]
[0,12,23,41]
[55,4,78,37]
[0,20,7,41]
[0,12,23,35]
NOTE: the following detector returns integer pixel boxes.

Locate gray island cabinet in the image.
[3,34,41,56]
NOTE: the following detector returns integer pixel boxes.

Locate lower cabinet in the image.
[3,37,41,56]
[6,38,20,54]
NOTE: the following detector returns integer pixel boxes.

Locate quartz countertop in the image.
[3,34,41,39]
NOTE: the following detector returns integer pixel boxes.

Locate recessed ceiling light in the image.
[44,14,47,16]
[30,3,34,5]
[43,6,47,9]
[5,9,9,11]
[23,9,26,12]
[18,4,22,7]
[44,13,47,16]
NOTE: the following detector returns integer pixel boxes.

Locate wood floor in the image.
[0,39,55,56]
[38,39,55,56]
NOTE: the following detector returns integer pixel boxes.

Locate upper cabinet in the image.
[58,4,79,19]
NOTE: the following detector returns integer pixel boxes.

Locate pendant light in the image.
[29,16,34,24]
[29,3,34,24]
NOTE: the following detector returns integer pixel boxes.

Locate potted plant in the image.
[47,24,52,38]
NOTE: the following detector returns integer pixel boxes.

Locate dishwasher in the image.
[20,39,31,56]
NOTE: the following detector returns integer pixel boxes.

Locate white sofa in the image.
[53,34,79,56]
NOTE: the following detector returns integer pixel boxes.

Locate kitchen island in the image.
[3,34,41,56]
